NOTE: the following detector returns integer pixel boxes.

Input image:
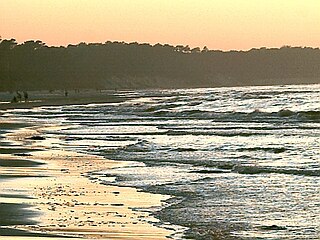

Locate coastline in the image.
[0,99,177,239]
[0,90,128,111]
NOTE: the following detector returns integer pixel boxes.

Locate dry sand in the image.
[0,119,177,239]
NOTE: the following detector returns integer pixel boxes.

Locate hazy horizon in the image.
[2,38,319,52]
[1,0,320,51]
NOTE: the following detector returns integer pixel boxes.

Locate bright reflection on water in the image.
[5,84,320,239]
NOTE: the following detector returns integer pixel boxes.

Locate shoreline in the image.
[0,116,177,238]
[2,83,319,111]
[0,90,129,111]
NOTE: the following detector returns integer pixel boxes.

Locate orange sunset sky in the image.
[1,0,319,50]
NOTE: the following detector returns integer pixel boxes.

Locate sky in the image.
[1,0,319,50]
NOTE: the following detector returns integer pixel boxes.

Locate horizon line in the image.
[1,37,319,52]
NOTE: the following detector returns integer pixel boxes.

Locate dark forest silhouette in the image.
[0,38,319,91]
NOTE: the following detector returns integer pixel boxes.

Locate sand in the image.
[0,118,177,239]
[0,89,128,110]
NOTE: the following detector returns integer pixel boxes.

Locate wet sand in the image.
[0,120,176,239]
[0,90,128,110]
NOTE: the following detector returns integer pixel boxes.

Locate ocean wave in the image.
[153,109,208,117]
[187,101,203,106]
[297,110,320,120]
[119,142,201,153]
[233,165,320,177]
[104,136,136,141]
[260,109,320,121]
[120,140,152,152]
[170,148,199,152]
[144,103,182,112]
[145,108,320,123]
[119,140,170,152]
[237,147,287,153]
[190,169,230,174]
[166,130,266,137]
[241,93,273,99]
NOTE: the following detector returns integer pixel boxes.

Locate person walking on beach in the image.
[23,91,29,102]
[16,91,22,102]
[11,96,18,103]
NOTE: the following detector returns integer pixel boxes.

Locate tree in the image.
[191,47,200,53]
[202,46,209,52]
[0,38,319,91]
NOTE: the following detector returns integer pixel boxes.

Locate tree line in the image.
[0,38,319,91]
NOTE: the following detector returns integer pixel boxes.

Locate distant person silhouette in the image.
[23,91,28,102]
[16,91,22,102]
[11,96,18,103]
[65,90,68,97]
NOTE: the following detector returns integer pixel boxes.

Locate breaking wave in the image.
[233,165,320,177]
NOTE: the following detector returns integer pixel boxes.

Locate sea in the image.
[3,84,320,239]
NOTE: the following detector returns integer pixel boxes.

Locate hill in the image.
[1,39,319,91]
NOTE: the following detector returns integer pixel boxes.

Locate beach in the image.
[0,92,176,239]
[0,90,127,110]
[1,85,319,239]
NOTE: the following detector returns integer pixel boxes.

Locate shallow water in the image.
[4,84,320,239]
